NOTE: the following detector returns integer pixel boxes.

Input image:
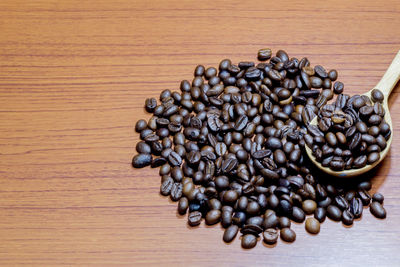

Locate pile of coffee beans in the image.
[132,49,387,248]
[307,89,391,171]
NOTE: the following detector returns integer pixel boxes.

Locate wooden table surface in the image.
[1,0,400,266]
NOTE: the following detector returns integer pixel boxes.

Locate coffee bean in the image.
[372,193,384,203]
[241,234,257,249]
[371,89,384,103]
[136,141,151,154]
[280,228,296,242]
[178,197,189,215]
[168,151,182,166]
[314,207,326,223]
[358,189,371,206]
[223,225,239,243]
[132,154,152,168]
[350,198,363,218]
[302,199,317,214]
[334,196,349,210]
[328,69,338,81]
[262,228,279,244]
[370,201,386,219]
[291,206,305,223]
[327,205,342,221]
[205,210,221,225]
[188,211,202,226]
[278,216,291,229]
[305,218,320,234]
[333,82,344,94]
[170,182,183,201]
[342,209,354,225]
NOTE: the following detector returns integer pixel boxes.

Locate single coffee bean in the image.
[241,234,257,249]
[370,201,386,219]
[178,197,189,215]
[263,228,279,244]
[314,207,326,223]
[280,228,296,242]
[372,192,384,203]
[342,209,354,225]
[305,218,320,234]
[350,198,363,218]
[358,189,371,205]
[132,153,152,168]
[371,89,384,103]
[302,199,317,215]
[258,48,272,61]
[188,211,202,226]
[205,209,221,225]
[327,205,342,221]
[291,206,305,223]
[333,81,344,94]
[328,69,338,81]
[334,195,349,210]
[223,225,239,243]
[278,216,291,229]
[170,182,183,201]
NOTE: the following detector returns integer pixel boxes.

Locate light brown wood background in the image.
[1,0,400,266]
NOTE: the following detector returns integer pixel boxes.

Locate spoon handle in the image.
[375,50,400,98]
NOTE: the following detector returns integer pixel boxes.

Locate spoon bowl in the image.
[305,51,400,177]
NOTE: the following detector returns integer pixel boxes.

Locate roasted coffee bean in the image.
[168,151,182,166]
[278,217,291,229]
[291,206,305,223]
[342,209,354,225]
[136,141,152,154]
[178,197,189,215]
[263,213,279,229]
[263,228,279,244]
[280,228,296,242]
[372,193,384,203]
[327,205,342,221]
[358,189,371,205]
[132,154,152,168]
[370,201,386,219]
[223,225,239,243]
[371,89,384,103]
[334,196,349,210]
[350,198,363,218]
[188,211,202,226]
[170,183,183,201]
[258,48,272,61]
[241,234,257,249]
[205,209,221,225]
[302,199,317,214]
[314,207,326,223]
[305,218,320,234]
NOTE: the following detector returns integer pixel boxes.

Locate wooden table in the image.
[1,0,400,266]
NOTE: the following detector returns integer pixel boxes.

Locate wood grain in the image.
[1,0,400,266]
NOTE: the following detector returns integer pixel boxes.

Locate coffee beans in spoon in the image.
[131,49,387,248]
[308,90,391,172]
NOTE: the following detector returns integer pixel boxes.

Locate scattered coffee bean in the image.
[241,234,257,249]
[223,225,239,243]
[305,218,320,234]
[280,228,296,242]
[263,228,279,244]
[370,201,386,219]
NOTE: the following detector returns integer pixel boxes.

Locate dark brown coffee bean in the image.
[241,234,257,249]
[263,213,279,229]
[263,228,279,244]
[350,198,363,218]
[342,209,354,225]
[170,182,183,201]
[205,209,221,225]
[223,225,239,243]
[372,193,384,203]
[168,151,182,166]
[280,228,296,242]
[314,207,326,223]
[371,89,384,103]
[334,196,349,210]
[136,141,151,154]
[132,153,152,168]
[188,211,202,226]
[333,81,344,94]
[367,152,380,164]
[291,206,305,223]
[358,189,371,205]
[327,205,342,221]
[370,201,386,219]
[258,48,272,61]
[178,197,189,215]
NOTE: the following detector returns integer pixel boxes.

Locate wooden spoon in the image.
[305,50,400,177]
